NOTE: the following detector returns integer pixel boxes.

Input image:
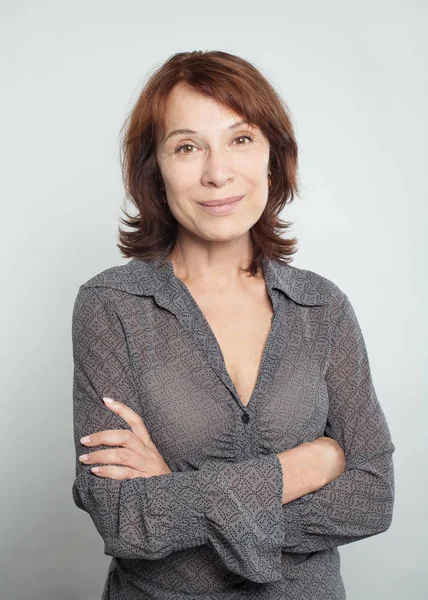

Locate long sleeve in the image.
[278,290,396,553]
[71,285,285,583]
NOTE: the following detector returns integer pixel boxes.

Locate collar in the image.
[81,253,331,414]
[82,252,330,307]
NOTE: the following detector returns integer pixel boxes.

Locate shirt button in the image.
[241,413,250,424]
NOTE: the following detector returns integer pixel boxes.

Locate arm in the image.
[71,285,285,583]
[275,290,396,553]
[278,437,346,505]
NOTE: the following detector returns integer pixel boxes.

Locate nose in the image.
[200,147,235,188]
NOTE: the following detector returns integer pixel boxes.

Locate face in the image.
[156,82,271,246]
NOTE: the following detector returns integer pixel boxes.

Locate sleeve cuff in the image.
[196,453,285,583]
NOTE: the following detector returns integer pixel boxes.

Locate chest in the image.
[196,294,274,407]
[122,289,330,468]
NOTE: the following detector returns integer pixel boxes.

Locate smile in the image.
[198,196,243,215]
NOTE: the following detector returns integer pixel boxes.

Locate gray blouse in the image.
[71,252,395,600]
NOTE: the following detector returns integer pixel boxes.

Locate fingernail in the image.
[80,436,91,443]
[103,397,114,405]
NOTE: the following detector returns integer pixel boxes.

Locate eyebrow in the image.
[163,120,253,144]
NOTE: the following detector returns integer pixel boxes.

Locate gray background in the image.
[1,1,426,598]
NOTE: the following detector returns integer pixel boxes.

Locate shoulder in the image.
[274,260,348,308]
[279,263,361,338]
[72,262,136,321]
[72,258,159,330]
[75,258,155,302]
[80,261,137,291]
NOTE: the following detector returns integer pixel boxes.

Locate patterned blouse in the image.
[71,251,395,599]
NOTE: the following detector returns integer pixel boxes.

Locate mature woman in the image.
[72,50,395,599]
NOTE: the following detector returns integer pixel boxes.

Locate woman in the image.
[72,50,395,599]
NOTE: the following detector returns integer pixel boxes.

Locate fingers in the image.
[90,464,142,480]
[80,428,143,455]
[77,398,162,480]
[79,445,145,472]
[102,397,153,446]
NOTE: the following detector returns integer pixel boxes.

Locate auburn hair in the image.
[117,50,300,276]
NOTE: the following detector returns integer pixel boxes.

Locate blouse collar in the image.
[82,252,331,307]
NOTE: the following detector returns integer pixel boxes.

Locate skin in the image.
[155,80,271,289]
[79,82,346,500]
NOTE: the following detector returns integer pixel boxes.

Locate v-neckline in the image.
[175,280,276,410]
[153,256,288,414]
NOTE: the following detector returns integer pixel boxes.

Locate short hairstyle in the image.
[118,50,300,276]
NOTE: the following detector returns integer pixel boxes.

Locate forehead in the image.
[162,83,244,129]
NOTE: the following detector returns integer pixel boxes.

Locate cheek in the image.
[167,174,198,202]
[242,168,270,196]
[240,146,269,170]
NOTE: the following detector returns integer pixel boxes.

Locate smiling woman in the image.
[154,81,268,228]
[72,50,395,600]
[117,50,300,272]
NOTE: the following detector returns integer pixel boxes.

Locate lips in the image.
[198,195,243,207]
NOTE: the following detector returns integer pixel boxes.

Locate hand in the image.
[79,397,172,480]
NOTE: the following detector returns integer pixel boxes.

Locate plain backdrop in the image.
[1,1,426,599]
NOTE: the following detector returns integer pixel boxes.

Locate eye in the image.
[234,135,254,145]
[175,143,196,155]
[174,134,254,155]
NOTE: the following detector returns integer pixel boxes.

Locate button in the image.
[241,413,250,424]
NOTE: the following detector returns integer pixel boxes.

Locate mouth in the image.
[198,195,244,207]
[198,196,243,216]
